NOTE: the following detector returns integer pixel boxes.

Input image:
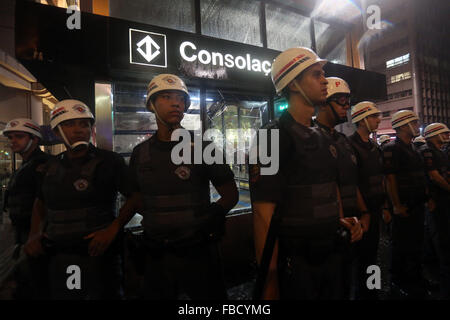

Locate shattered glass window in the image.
[109,0,195,33]
[201,0,262,46]
[314,20,347,65]
[265,3,312,51]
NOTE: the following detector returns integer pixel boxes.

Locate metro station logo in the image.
[129,28,167,68]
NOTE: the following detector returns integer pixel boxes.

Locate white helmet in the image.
[391,109,420,137]
[326,77,350,99]
[424,123,450,143]
[50,99,94,130]
[50,99,95,150]
[2,118,42,140]
[271,47,327,95]
[351,101,380,123]
[379,135,391,145]
[145,74,191,112]
[413,135,426,144]
[391,110,419,129]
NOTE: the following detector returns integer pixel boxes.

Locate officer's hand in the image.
[382,209,392,224]
[84,222,120,257]
[24,233,45,257]
[393,205,409,217]
[360,213,371,233]
[339,217,363,243]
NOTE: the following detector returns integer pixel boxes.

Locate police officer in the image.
[382,110,428,299]
[349,102,390,300]
[250,49,363,300]
[379,135,391,148]
[314,78,372,299]
[24,100,138,299]
[2,118,51,299]
[130,74,238,300]
[413,135,426,149]
[420,123,450,299]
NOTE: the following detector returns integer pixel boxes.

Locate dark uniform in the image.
[36,144,132,299]
[349,132,385,300]
[130,132,234,300]
[4,147,51,299]
[382,137,427,298]
[420,142,450,298]
[250,112,348,300]
[315,121,360,299]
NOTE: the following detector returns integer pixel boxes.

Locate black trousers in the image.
[143,241,227,300]
[355,210,381,300]
[37,239,124,300]
[278,237,348,300]
[431,195,450,299]
[391,203,426,298]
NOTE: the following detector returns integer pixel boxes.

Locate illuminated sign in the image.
[129,28,167,68]
[179,41,272,76]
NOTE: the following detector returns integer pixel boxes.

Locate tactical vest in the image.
[42,154,114,243]
[420,142,449,197]
[6,151,50,226]
[349,134,385,210]
[388,140,426,203]
[134,136,211,244]
[317,125,359,217]
[275,119,340,241]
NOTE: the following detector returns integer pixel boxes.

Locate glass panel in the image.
[0,126,13,210]
[109,0,195,33]
[112,81,200,155]
[206,91,266,213]
[201,0,261,46]
[314,20,347,64]
[266,3,312,51]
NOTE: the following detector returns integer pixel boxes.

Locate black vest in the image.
[133,135,211,243]
[316,123,359,217]
[385,139,427,204]
[42,152,114,243]
[349,133,385,211]
[274,116,340,240]
[6,148,51,226]
[420,142,449,198]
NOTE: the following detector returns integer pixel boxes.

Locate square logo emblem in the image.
[129,28,167,68]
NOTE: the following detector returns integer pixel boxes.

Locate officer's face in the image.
[153,90,185,125]
[58,119,92,144]
[6,132,33,153]
[329,95,351,120]
[296,63,328,104]
[366,113,381,131]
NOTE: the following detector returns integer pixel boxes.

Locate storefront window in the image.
[314,20,347,65]
[265,3,312,51]
[109,0,195,33]
[206,90,267,213]
[201,0,262,47]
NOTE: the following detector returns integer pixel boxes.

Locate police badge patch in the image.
[351,154,357,164]
[73,178,89,191]
[175,166,191,180]
[329,145,338,158]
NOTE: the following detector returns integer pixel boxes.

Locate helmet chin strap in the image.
[439,133,450,144]
[151,103,181,134]
[58,126,89,150]
[328,101,347,125]
[22,139,33,153]
[293,81,314,107]
[364,118,377,133]
[407,122,419,137]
